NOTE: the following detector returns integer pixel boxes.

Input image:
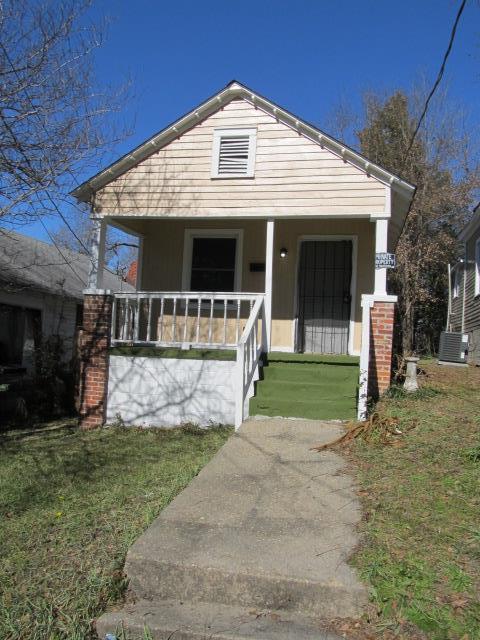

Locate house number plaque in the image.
[375,252,396,269]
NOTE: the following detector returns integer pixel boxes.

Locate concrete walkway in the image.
[97,419,367,639]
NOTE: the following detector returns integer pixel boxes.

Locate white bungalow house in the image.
[72,81,415,429]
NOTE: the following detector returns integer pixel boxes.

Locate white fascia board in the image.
[88,212,375,222]
[72,81,416,203]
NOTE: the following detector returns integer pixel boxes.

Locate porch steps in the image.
[250,353,359,421]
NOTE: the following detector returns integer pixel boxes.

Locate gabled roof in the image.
[72,80,416,203]
[0,229,134,299]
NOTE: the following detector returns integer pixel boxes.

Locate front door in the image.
[297,240,352,354]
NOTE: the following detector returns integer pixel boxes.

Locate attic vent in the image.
[212,128,256,178]
[218,136,250,175]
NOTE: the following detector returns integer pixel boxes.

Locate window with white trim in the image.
[182,229,243,292]
[211,128,257,178]
[475,238,480,296]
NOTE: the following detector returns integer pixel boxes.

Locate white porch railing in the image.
[235,296,266,429]
[111,291,266,430]
[111,291,263,349]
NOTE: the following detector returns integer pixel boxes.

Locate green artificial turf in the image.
[250,353,359,420]
[109,346,236,361]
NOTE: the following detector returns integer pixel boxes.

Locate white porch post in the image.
[87,218,107,290]
[374,217,389,295]
[265,218,275,351]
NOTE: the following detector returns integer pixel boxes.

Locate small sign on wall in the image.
[375,252,396,269]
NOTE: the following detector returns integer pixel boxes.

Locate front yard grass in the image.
[0,421,231,640]
[351,361,480,639]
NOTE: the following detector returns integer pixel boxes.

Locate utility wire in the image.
[402,0,468,171]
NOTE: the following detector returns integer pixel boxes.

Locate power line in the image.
[402,0,468,170]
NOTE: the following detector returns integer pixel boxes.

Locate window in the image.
[211,128,257,178]
[475,239,480,296]
[453,266,460,299]
[182,229,243,292]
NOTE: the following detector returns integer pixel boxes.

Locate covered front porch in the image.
[89,215,393,352]
[84,214,393,427]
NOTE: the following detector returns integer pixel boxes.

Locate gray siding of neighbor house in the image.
[0,289,79,369]
[450,223,480,364]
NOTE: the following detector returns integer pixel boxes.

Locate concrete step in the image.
[126,556,365,620]
[96,598,344,640]
[125,522,365,619]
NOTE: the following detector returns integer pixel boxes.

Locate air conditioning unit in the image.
[438,331,468,366]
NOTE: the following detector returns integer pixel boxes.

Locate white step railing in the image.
[235,296,267,429]
[111,291,263,350]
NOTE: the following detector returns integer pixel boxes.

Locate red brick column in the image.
[79,293,112,429]
[368,301,395,399]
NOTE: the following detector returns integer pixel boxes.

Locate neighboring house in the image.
[0,229,132,371]
[448,204,480,364]
[72,80,415,429]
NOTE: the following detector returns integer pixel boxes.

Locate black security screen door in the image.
[190,237,237,291]
[297,240,352,354]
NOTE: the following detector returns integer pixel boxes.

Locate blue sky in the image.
[27,0,480,240]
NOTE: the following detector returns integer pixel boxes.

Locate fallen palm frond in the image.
[311,412,417,452]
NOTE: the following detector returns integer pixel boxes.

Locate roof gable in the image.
[72,81,415,203]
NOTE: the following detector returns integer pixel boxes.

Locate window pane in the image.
[191,269,235,291]
[190,237,237,292]
[191,238,236,270]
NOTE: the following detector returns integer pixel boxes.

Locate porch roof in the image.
[71,80,416,205]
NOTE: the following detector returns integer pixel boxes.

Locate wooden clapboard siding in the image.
[449,224,480,363]
[95,98,386,217]
[464,228,480,334]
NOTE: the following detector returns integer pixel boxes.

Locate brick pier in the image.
[79,293,112,429]
[368,301,395,399]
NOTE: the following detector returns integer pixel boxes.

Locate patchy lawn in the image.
[0,421,231,640]
[351,361,480,639]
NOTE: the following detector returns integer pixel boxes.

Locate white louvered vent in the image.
[218,136,250,175]
[212,128,256,178]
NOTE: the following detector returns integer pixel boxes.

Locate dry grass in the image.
[348,362,480,639]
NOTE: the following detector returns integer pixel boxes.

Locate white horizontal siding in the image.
[96,98,386,217]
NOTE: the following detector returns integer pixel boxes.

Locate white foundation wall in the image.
[107,356,237,426]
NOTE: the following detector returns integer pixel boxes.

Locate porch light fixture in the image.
[280,247,288,259]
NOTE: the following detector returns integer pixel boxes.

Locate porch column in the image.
[79,217,111,429]
[265,219,275,351]
[359,214,397,408]
[374,217,388,295]
[87,217,107,290]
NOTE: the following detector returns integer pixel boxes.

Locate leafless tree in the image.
[0,0,129,226]
[52,208,138,279]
